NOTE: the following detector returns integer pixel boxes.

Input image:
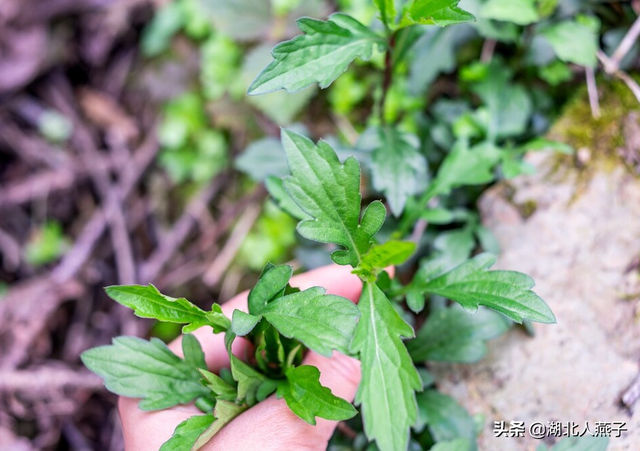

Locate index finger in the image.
[168,264,365,371]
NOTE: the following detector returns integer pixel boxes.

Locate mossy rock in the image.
[548,76,640,176]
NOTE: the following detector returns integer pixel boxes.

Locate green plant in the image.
[82,128,554,450]
[81,1,640,450]
[24,220,70,267]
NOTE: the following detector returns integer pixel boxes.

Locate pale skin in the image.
[119,264,381,451]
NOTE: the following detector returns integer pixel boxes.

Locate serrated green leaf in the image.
[104,284,230,333]
[192,401,248,450]
[231,310,262,336]
[81,336,209,411]
[370,127,427,216]
[248,264,293,314]
[415,390,475,445]
[481,0,539,25]
[353,240,416,282]
[350,282,421,451]
[277,365,357,425]
[540,21,598,67]
[261,287,360,356]
[199,368,237,401]
[160,414,214,451]
[408,305,510,362]
[422,253,556,324]
[281,129,386,266]
[242,44,317,124]
[248,14,385,95]
[401,0,476,28]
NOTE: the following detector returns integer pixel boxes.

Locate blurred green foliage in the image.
[25,221,70,267]
[135,1,638,446]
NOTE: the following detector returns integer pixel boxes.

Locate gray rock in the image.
[430,135,640,449]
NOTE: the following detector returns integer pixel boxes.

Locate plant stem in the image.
[379,32,396,125]
[396,184,439,237]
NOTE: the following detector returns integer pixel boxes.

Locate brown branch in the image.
[585,67,601,119]
[596,50,640,104]
[48,82,137,284]
[481,39,497,63]
[0,365,102,393]
[610,15,640,71]
[0,155,115,211]
[138,176,228,283]
[0,121,68,169]
[202,201,262,287]
[0,225,21,271]
[51,128,158,283]
[157,185,267,289]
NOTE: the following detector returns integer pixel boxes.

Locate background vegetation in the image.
[0,0,639,449]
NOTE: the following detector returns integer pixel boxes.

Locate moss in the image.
[500,182,539,219]
[517,199,539,219]
[548,76,640,176]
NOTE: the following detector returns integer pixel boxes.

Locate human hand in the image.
[118,265,366,451]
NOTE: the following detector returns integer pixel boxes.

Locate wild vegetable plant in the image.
[83,1,559,450]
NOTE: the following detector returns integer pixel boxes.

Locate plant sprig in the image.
[82,1,561,450]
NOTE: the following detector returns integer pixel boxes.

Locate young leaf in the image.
[248,14,386,95]
[199,368,237,401]
[160,414,215,451]
[192,401,248,450]
[105,284,230,333]
[401,0,476,28]
[260,287,360,356]
[230,356,270,406]
[281,129,386,267]
[422,253,556,324]
[370,127,427,216]
[277,365,357,425]
[350,282,422,451]
[407,306,509,363]
[81,336,209,410]
[353,240,416,282]
[231,310,262,336]
[248,264,292,314]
